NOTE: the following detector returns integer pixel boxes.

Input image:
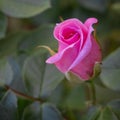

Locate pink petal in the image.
[53,18,87,53]
[71,36,102,80]
[54,18,87,41]
[58,41,68,51]
[84,18,98,29]
[46,41,80,72]
[59,26,81,44]
[46,53,60,64]
[68,29,92,70]
[68,18,98,70]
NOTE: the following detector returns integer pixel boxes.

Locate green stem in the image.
[4,84,46,103]
[90,80,96,105]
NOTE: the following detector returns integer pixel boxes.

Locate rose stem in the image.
[89,80,96,105]
[4,84,46,103]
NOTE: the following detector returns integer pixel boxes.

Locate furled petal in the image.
[46,41,80,72]
[84,18,98,29]
[58,41,68,52]
[58,28,83,51]
[54,18,87,42]
[59,26,81,44]
[68,18,98,70]
[71,36,102,80]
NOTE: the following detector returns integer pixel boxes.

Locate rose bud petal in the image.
[46,18,102,81]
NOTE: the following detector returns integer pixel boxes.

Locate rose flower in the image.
[46,18,102,80]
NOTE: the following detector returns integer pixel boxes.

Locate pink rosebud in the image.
[46,18,102,80]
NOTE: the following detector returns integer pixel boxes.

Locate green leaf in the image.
[42,103,64,120]
[23,50,64,98]
[0,91,18,120]
[95,84,120,104]
[77,0,110,12]
[97,107,118,120]
[64,84,85,110]
[108,100,120,119]
[100,48,120,91]
[0,12,7,39]
[22,102,41,120]
[49,81,86,111]
[18,25,56,53]
[0,0,51,18]
[65,71,83,83]
[22,102,64,120]
[17,98,31,120]
[0,57,26,93]
[100,70,120,90]
[0,58,13,86]
[0,31,26,58]
[7,57,27,93]
[48,80,68,106]
[86,106,101,120]
[0,25,55,58]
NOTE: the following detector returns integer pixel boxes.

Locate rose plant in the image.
[0,0,120,119]
[46,18,102,80]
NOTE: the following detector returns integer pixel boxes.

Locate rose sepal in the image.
[37,45,56,55]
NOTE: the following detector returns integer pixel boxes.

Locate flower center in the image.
[62,27,77,40]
